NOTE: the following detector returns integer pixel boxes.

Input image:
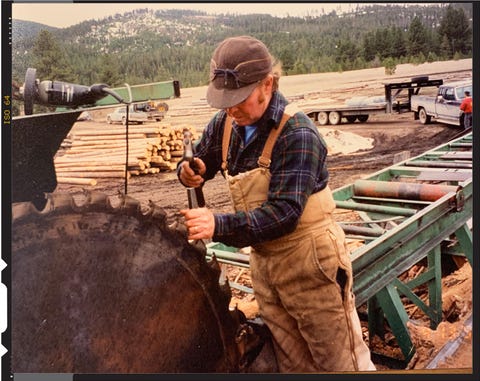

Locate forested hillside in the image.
[12,4,472,94]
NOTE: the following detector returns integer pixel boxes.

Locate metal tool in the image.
[182,129,206,208]
[182,130,228,285]
[21,67,124,115]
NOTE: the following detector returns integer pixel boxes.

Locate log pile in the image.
[55,123,200,185]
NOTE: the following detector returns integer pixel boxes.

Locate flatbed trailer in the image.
[303,77,443,125]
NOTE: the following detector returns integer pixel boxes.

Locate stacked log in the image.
[55,123,200,184]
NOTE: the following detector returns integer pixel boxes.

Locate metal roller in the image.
[353,179,460,202]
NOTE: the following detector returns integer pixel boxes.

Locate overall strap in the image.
[257,112,291,168]
[221,116,233,171]
[221,109,294,171]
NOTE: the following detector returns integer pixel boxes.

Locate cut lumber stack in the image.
[55,123,200,185]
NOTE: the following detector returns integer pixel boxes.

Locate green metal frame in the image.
[335,132,472,362]
[95,80,179,106]
[55,80,180,112]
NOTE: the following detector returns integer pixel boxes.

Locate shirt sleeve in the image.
[213,113,328,247]
[176,112,225,184]
[192,112,226,181]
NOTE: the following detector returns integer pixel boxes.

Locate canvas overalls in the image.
[221,105,376,372]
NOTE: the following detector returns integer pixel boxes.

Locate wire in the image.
[123,83,133,195]
[124,104,129,195]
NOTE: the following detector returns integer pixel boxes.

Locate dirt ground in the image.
[54,59,473,372]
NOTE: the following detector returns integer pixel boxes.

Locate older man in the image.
[178,35,375,372]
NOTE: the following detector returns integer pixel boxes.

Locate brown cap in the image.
[206,36,272,109]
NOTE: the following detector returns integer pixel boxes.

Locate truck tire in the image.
[346,116,357,123]
[318,112,329,126]
[157,102,169,112]
[418,107,431,124]
[411,76,429,83]
[328,111,341,125]
[357,115,369,123]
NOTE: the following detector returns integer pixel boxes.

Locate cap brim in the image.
[206,81,259,109]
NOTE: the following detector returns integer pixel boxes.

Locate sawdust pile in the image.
[229,261,473,371]
[406,262,472,370]
[318,127,374,155]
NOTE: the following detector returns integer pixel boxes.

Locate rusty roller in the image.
[353,180,460,202]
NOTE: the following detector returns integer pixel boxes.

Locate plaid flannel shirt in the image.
[185,91,329,247]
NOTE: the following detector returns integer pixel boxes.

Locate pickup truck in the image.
[303,78,443,125]
[106,106,149,125]
[410,80,472,127]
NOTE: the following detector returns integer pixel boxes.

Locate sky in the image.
[12,2,367,28]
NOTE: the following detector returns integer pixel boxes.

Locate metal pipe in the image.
[344,235,376,242]
[405,160,472,169]
[205,257,250,269]
[335,200,417,216]
[440,152,472,160]
[337,216,404,224]
[339,224,384,237]
[449,142,472,148]
[206,248,250,264]
[353,180,459,202]
[229,282,253,294]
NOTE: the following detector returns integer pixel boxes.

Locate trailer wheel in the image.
[328,111,341,125]
[157,102,169,112]
[346,116,357,123]
[357,115,369,123]
[418,107,431,124]
[411,76,429,83]
[318,112,329,125]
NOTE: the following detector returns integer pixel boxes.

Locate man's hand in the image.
[180,207,215,240]
[179,158,206,188]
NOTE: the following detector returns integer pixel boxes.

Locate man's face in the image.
[225,76,273,126]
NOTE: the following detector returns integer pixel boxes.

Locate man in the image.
[178,35,375,372]
[460,90,472,129]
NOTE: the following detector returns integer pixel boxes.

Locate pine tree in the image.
[32,30,76,82]
[97,55,124,86]
[362,31,376,62]
[390,26,406,59]
[406,17,428,58]
[437,5,471,57]
[440,34,452,58]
